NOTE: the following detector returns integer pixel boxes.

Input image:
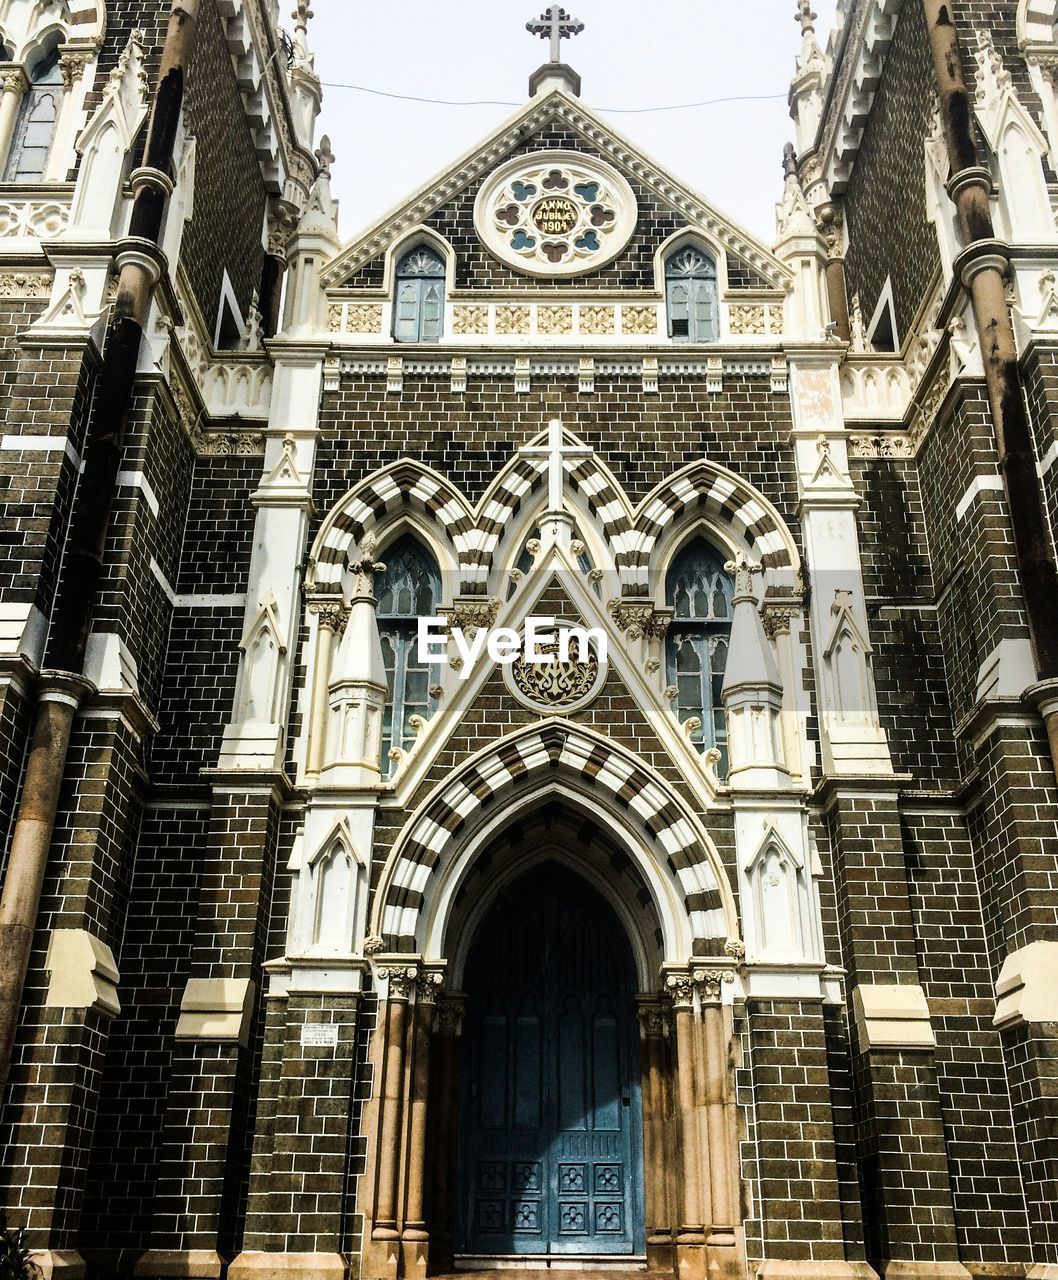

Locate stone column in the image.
[304,599,346,778]
[403,969,444,1278]
[701,994,735,1244]
[666,971,705,1280]
[817,202,851,343]
[373,965,416,1242]
[0,67,28,176]
[48,49,93,182]
[427,995,465,1274]
[637,997,674,1271]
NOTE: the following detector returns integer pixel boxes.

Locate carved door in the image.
[458,866,643,1257]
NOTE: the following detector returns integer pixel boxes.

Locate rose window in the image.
[474,151,637,277]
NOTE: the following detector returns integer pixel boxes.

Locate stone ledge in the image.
[883,1265,972,1279]
[27,1251,86,1280]
[228,1252,347,1280]
[44,928,120,1018]
[757,1262,880,1279]
[134,1250,226,1279]
[174,977,255,1046]
[852,982,936,1051]
[995,940,1058,1029]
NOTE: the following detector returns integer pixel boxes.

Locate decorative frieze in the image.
[538,303,573,334]
[495,304,531,335]
[0,270,52,298]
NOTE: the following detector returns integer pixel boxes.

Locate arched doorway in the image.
[456,864,645,1261]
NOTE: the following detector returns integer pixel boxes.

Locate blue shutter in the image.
[665,246,718,344]
[6,52,62,183]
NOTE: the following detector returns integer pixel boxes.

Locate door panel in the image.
[458,867,642,1257]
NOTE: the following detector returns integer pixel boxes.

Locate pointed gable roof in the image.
[321,88,792,290]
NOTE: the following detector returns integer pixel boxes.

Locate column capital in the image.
[377,964,418,1001]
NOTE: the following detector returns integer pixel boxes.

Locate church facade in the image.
[1,2,1058,1279]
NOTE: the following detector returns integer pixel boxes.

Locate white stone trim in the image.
[955,473,1005,522]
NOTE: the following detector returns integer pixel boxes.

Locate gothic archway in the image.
[454,862,645,1260]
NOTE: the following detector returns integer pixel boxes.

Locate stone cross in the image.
[522,418,592,519]
[526,6,585,64]
[796,0,817,34]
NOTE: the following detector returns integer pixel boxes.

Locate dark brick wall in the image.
[342,122,771,296]
[843,0,939,344]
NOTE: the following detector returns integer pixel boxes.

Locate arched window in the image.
[393,245,445,343]
[5,51,63,183]
[665,539,733,769]
[665,245,718,343]
[376,535,441,770]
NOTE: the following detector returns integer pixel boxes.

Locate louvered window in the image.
[665,245,718,343]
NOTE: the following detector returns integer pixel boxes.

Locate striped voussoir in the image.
[379,724,728,955]
[1022,0,1058,42]
[617,464,795,594]
[312,457,549,594]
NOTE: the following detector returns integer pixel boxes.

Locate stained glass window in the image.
[665,246,719,343]
[665,538,733,771]
[376,536,441,771]
[393,246,445,343]
[5,51,63,183]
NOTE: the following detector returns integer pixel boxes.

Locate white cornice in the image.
[807,0,906,197]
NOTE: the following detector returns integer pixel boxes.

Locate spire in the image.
[789,0,830,155]
[287,1,322,151]
[526,5,584,97]
[721,554,789,789]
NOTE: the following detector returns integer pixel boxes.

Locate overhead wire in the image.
[317,82,788,113]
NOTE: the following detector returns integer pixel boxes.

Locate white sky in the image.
[311,0,841,248]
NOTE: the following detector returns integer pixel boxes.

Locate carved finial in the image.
[796,0,817,34]
[315,134,335,178]
[292,1,314,35]
[526,5,584,63]
[724,550,763,603]
[782,141,799,181]
[348,532,386,598]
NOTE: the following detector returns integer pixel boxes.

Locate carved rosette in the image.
[363,934,385,956]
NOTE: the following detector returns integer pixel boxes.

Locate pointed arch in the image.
[371,720,739,962]
[625,458,800,594]
[309,460,469,594]
[1018,0,1058,45]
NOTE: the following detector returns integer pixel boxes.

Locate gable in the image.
[324,91,789,294]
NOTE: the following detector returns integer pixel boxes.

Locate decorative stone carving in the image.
[580,305,615,335]
[346,303,383,333]
[310,600,349,633]
[761,605,799,639]
[0,271,52,297]
[607,599,670,641]
[363,934,385,956]
[416,970,445,1005]
[509,636,601,710]
[768,304,785,333]
[474,151,637,277]
[453,304,489,334]
[621,305,657,335]
[495,305,530,335]
[847,433,913,458]
[729,304,766,335]
[327,304,343,332]
[538,304,573,334]
[444,598,500,635]
[377,965,418,1001]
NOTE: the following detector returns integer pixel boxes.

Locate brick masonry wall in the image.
[843,0,939,343]
[341,122,773,295]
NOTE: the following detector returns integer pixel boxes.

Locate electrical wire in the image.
[318,81,788,113]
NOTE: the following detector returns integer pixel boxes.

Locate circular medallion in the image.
[474,151,637,278]
[503,625,607,714]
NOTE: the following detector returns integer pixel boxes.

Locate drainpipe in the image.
[0,0,201,1095]
[922,0,1058,782]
